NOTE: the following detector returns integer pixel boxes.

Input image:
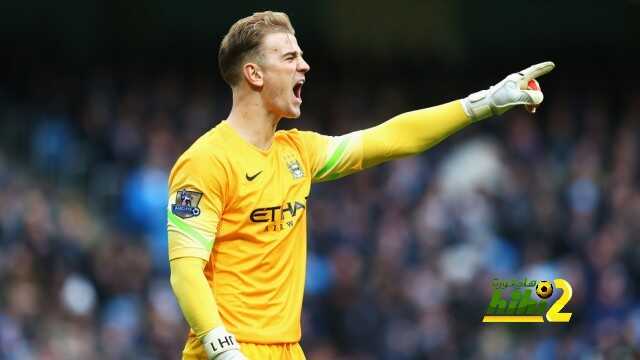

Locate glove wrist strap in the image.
[201,326,240,359]
[462,90,494,122]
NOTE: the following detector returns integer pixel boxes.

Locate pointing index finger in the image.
[519,61,556,81]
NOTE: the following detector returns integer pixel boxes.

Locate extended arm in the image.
[310,62,555,181]
[360,100,469,168]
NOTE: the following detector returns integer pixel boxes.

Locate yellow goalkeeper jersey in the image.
[167,120,363,344]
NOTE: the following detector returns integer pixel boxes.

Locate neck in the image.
[226,90,280,151]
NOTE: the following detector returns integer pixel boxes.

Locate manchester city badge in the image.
[287,159,304,180]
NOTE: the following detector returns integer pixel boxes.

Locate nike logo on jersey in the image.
[246,171,263,181]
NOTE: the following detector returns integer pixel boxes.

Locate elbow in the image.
[169,260,185,294]
[169,257,206,294]
[169,269,180,293]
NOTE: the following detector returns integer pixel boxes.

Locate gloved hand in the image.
[201,326,247,360]
[461,61,555,121]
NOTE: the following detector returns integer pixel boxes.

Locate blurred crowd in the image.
[1,65,639,359]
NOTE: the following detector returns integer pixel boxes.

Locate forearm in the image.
[361,100,470,168]
[170,257,223,338]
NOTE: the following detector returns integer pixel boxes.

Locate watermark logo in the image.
[482,278,572,323]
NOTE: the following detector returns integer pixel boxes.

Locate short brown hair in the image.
[218,11,295,86]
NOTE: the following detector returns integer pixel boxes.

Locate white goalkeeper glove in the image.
[201,326,247,360]
[461,61,555,122]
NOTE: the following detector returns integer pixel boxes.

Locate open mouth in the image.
[293,80,304,101]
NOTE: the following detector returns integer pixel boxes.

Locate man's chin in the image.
[283,109,302,119]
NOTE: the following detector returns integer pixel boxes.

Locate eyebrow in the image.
[282,50,303,58]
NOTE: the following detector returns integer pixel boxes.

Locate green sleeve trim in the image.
[167,209,213,251]
[315,137,350,179]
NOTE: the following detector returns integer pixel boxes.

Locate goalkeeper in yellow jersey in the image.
[167,10,554,360]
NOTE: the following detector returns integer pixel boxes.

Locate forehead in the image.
[261,33,301,56]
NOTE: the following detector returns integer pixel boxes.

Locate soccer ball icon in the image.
[536,280,554,299]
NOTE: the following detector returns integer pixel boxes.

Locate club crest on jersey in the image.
[171,189,202,219]
[287,159,304,179]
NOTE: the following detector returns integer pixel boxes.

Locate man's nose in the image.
[298,57,310,73]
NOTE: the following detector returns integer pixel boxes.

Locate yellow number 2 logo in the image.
[545,278,572,322]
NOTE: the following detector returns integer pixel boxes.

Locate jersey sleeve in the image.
[299,100,469,182]
[167,150,226,261]
[298,130,365,183]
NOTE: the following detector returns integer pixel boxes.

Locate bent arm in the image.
[170,256,223,337]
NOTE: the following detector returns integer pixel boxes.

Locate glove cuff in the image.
[461,90,494,122]
[201,326,240,359]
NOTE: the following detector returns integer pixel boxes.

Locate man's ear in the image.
[242,62,263,88]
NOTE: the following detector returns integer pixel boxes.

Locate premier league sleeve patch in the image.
[171,189,203,219]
